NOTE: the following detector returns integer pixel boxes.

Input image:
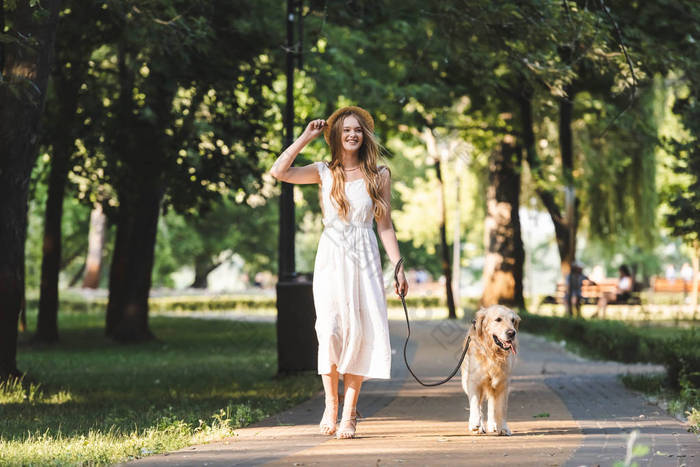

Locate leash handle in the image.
[393,257,406,298]
[393,257,470,387]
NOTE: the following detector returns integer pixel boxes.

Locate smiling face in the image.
[475,305,521,355]
[340,115,364,154]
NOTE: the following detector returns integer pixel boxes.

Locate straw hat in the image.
[323,105,375,144]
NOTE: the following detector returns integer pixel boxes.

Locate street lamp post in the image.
[276,0,318,374]
[278,0,297,281]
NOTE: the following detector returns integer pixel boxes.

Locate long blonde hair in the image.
[322,110,390,222]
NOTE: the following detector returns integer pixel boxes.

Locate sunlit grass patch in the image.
[0,408,237,466]
[0,376,73,405]
[2,310,321,465]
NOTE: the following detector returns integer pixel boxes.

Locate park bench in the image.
[651,277,700,293]
[541,278,642,306]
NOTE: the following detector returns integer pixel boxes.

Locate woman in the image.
[269,106,408,439]
[594,264,633,318]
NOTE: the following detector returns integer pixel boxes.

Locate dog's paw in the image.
[498,425,512,436]
[486,421,499,433]
[468,422,485,434]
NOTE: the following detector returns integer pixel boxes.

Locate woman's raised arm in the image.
[269,119,326,184]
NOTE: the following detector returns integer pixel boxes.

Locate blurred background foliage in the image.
[16,0,699,296]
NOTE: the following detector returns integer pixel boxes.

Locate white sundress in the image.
[312,161,392,380]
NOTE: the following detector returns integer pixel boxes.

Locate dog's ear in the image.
[474,308,486,338]
[513,313,521,331]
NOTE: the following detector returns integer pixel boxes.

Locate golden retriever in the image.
[460,305,520,436]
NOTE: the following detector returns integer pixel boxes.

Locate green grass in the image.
[1,310,321,465]
[622,372,700,433]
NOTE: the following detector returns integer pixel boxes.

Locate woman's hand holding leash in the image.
[394,259,408,297]
[394,257,471,387]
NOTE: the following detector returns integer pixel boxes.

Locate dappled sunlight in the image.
[0,378,75,406]
[264,414,581,465]
[3,313,320,464]
[3,0,698,466]
[0,408,238,466]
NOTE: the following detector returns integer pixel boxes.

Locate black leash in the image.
[394,257,471,387]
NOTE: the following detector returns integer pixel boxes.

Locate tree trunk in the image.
[70,262,86,287]
[452,156,463,317]
[105,180,163,341]
[190,256,221,289]
[104,43,172,342]
[520,88,580,317]
[82,203,107,289]
[481,136,525,309]
[36,147,70,342]
[559,86,578,276]
[435,157,457,319]
[422,129,456,319]
[19,296,27,333]
[519,91,573,274]
[0,0,61,379]
[559,88,580,317]
[36,0,94,340]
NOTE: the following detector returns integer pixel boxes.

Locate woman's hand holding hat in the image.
[304,119,327,140]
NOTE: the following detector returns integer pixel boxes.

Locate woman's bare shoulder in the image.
[377,165,391,176]
[376,165,391,190]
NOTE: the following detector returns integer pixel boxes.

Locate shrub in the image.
[662,333,700,390]
[519,311,699,390]
[37,294,466,314]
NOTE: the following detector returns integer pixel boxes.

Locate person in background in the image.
[593,264,633,319]
[680,262,693,283]
[565,262,596,318]
[664,263,677,281]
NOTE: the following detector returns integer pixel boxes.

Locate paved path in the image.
[130,319,700,466]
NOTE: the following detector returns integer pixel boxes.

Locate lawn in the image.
[1,310,321,465]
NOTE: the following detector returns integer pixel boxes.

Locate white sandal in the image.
[319,398,338,435]
[336,411,358,439]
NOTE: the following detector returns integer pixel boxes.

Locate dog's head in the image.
[473,305,520,355]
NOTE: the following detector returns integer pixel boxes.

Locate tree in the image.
[481,134,525,308]
[161,195,279,289]
[82,203,108,288]
[36,0,105,342]
[86,0,280,340]
[422,129,457,317]
[665,144,700,313]
[302,0,692,310]
[664,37,700,313]
[0,0,61,378]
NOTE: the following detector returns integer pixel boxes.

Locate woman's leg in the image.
[337,373,363,439]
[319,364,339,435]
[595,292,611,318]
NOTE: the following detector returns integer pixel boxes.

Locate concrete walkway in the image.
[130,319,700,466]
